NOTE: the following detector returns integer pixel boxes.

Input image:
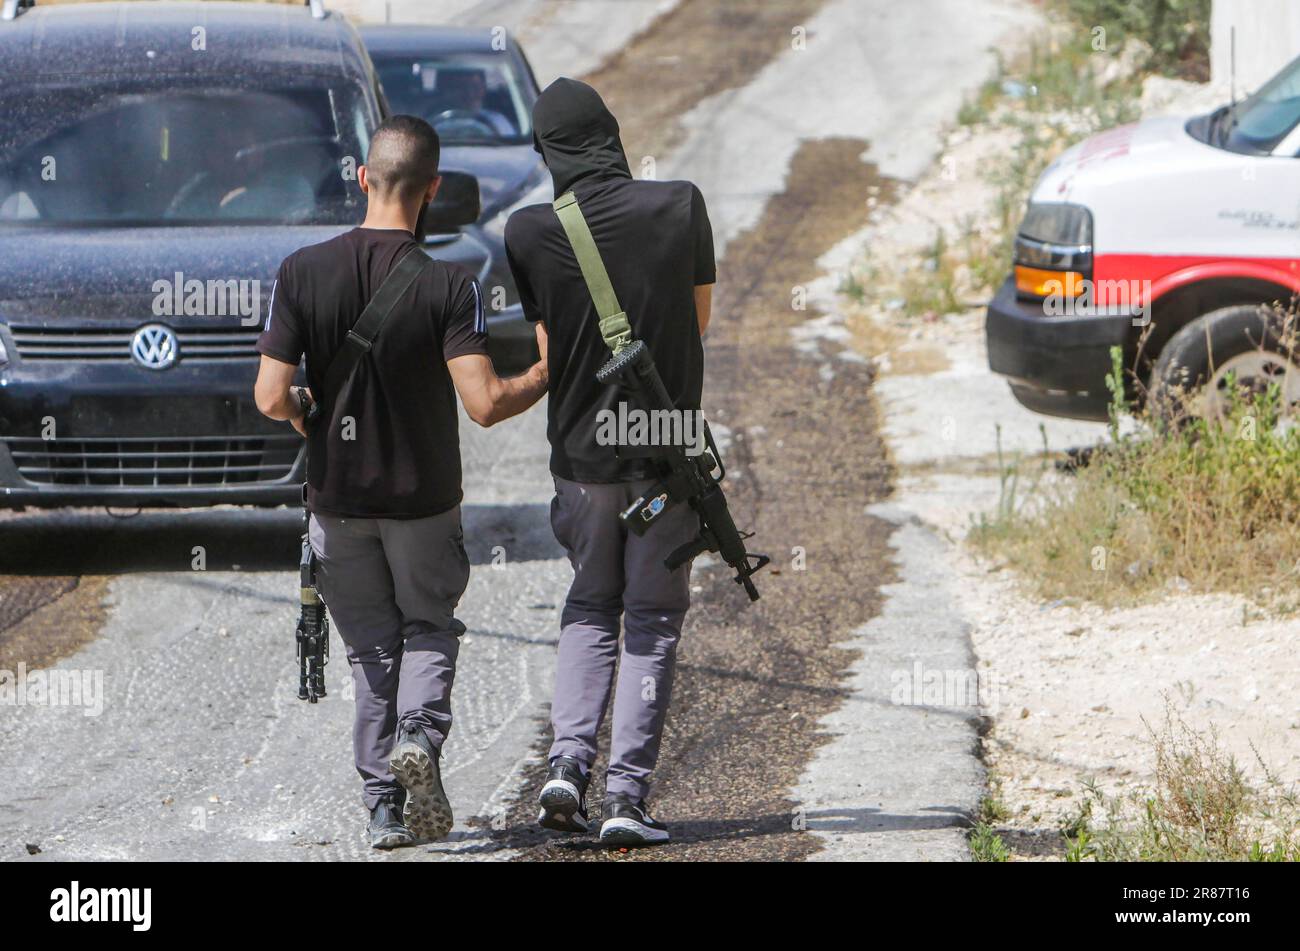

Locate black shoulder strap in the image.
[321,245,430,409]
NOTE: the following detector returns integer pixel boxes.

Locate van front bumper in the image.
[0,346,306,510]
[984,276,1131,422]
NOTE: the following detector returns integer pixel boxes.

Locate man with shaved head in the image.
[254,115,548,849]
[363,115,442,213]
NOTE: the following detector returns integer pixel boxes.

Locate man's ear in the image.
[425,175,442,204]
[358,164,371,194]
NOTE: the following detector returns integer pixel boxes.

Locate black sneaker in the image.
[599,795,669,846]
[387,725,453,842]
[368,794,414,850]
[537,756,590,833]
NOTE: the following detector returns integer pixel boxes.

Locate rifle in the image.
[597,339,769,600]
[553,190,769,601]
[290,246,430,701]
[296,504,329,702]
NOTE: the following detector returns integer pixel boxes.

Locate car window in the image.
[372,52,532,145]
[0,83,370,226]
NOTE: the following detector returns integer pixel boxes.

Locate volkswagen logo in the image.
[130,324,178,370]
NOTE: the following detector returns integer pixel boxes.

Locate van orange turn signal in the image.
[1014,266,1085,298]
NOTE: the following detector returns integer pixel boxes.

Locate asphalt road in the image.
[0,0,1028,862]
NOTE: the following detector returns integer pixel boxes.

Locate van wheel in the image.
[1150,303,1300,424]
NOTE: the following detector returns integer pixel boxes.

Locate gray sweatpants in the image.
[309,507,469,810]
[548,475,698,802]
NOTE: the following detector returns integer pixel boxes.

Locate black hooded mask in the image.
[532,78,632,197]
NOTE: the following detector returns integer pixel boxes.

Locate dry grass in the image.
[1063,700,1300,861]
[972,313,1300,608]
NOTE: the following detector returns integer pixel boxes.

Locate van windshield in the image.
[1209,54,1300,154]
[0,83,370,226]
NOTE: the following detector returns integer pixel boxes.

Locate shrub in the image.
[1066,0,1211,80]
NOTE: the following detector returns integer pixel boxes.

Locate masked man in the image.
[504,79,715,846]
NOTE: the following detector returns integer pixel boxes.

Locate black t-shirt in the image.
[505,177,715,483]
[256,227,489,518]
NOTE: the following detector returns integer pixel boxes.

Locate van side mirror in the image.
[423,171,480,237]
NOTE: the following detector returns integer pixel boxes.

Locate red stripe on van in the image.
[1092,254,1300,307]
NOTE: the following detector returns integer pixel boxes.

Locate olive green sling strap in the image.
[552,191,634,355]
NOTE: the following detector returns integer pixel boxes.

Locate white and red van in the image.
[986,53,1300,420]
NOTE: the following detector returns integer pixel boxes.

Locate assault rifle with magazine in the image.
[552,191,769,601]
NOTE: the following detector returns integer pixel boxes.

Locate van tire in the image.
[1149,303,1297,424]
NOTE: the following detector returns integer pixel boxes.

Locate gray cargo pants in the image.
[309,506,469,810]
[548,475,698,802]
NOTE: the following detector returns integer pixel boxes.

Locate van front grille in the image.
[8,325,261,362]
[5,435,299,486]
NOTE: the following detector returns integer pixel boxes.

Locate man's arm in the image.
[254,355,312,436]
[447,327,547,427]
[695,283,713,336]
[689,182,716,336]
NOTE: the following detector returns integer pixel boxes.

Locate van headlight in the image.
[1013,203,1093,300]
[0,332,8,368]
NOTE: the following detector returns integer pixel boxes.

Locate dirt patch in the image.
[490,138,898,860]
[844,303,955,376]
[0,575,76,634]
[0,509,121,669]
[0,575,110,670]
[582,0,830,163]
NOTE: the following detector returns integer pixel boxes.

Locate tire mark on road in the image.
[0,575,109,672]
[581,0,830,163]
